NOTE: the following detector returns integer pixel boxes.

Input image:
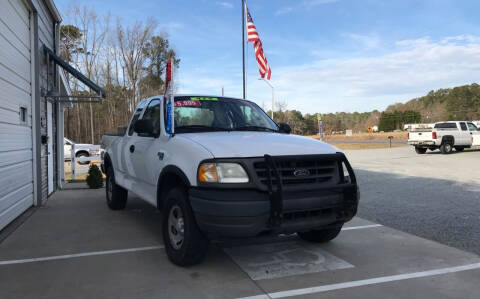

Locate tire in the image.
[415,147,427,154]
[76,152,89,165]
[455,147,465,152]
[105,167,128,210]
[162,187,209,266]
[298,225,343,243]
[440,143,453,154]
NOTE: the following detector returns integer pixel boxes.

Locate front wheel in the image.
[440,143,453,154]
[298,225,343,243]
[415,147,427,154]
[162,187,209,266]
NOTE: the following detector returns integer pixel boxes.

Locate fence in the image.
[70,144,102,180]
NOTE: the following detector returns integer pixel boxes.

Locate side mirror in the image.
[278,123,292,134]
[133,119,154,136]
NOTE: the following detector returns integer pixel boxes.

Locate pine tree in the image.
[86,164,104,189]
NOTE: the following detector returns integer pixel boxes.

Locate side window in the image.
[128,101,147,136]
[460,122,468,131]
[467,123,478,131]
[434,123,457,129]
[142,99,161,136]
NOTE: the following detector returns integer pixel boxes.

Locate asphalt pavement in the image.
[345,146,480,255]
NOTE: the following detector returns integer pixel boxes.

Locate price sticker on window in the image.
[175,100,201,107]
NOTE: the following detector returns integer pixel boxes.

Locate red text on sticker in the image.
[174,100,201,107]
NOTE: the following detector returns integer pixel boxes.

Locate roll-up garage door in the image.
[0,0,34,231]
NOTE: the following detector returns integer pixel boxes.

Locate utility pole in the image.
[222,86,224,96]
[242,0,246,99]
[259,78,274,120]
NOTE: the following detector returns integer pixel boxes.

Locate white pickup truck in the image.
[101,95,359,266]
[408,121,480,154]
[64,137,100,165]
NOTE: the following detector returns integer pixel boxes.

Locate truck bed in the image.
[101,134,121,149]
[408,131,435,143]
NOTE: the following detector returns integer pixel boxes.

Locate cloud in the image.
[267,35,480,112]
[344,33,380,50]
[179,35,480,114]
[160,22,184,32]
[216,1,233,9]
[276,0,339,16]
[275,7,293,16]
[302,0,340,8]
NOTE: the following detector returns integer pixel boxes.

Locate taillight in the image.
[432,132,437,139]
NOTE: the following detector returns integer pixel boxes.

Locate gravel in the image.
[344,146,480,255]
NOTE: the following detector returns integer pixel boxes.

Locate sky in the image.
[55,0,480,114]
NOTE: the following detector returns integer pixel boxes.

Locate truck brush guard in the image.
[264,154,283,227]
[263,152,357,228]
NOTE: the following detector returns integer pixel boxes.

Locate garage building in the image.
[0,0,103,231]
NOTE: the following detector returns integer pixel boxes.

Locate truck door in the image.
[126,99,162,205]
[467,122,480,146]
[459,122,470,145]
[119,101,147,189]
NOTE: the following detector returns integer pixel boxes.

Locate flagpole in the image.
[242,0,246,99]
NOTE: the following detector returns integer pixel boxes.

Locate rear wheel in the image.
[415,147,427,154]
[298,225,343,243]
[455,147,465,152]
[105,167,128,210]
[162,187,209,266]
[76,152,89,165]
[440,143,453,154]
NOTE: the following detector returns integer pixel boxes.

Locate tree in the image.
[117,18,156,112]
[140,35,180,97]
[86,164,103,188]
[60,25,82,62]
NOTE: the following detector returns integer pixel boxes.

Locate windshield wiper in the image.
[234,125,278,132]
[175,125,232,132]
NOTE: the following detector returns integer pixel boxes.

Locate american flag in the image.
[246,7,272,80]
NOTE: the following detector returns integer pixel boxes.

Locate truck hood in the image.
[180,131,340,158]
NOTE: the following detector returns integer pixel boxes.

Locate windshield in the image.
[171,96,278,133]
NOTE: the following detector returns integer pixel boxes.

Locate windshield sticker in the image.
[190,97,218,102]
[175,100,201,107]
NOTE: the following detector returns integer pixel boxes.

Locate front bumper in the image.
[189,184,359,238]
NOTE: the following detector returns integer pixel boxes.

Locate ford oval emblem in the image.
[293,168,310,177]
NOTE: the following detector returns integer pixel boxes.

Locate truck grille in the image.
[253,157,339,187]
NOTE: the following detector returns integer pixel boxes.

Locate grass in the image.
[329,143,407,150]
[64,161,105,182]
[309,131,409,142]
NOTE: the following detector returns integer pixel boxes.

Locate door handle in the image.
[129,145,135,153]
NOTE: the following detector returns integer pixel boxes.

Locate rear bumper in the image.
[189,185,359,238]
[408,140,437,146]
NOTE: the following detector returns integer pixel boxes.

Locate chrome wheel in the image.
[168,205,185,250]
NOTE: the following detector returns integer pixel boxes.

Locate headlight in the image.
[342,162,351,183]
[198,163,249,183]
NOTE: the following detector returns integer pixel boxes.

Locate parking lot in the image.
[1,146,479,298]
